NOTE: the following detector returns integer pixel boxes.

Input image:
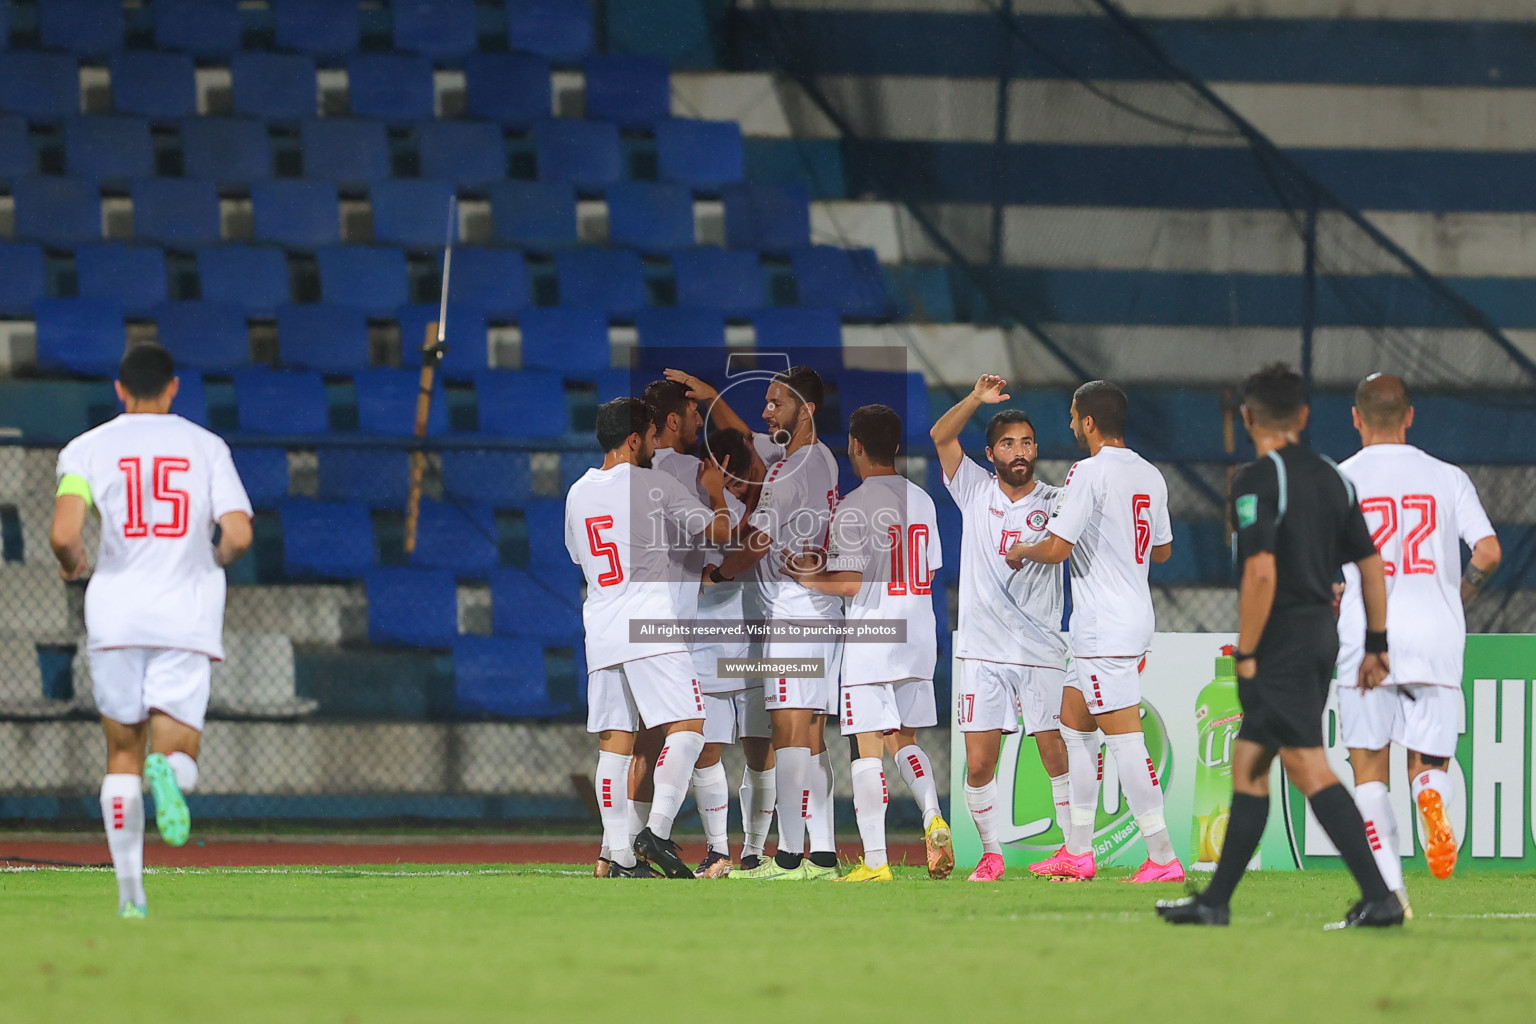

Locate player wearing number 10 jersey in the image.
[50,344,254,918]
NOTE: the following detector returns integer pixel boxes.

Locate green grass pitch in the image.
[4,863,1534,1022]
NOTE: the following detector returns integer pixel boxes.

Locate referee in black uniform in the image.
[1157,364,1403,929]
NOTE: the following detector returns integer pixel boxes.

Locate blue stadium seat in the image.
[453,636,571,718]
[0,242,46,317]
[353,368,448,436]
[0,117,31,181]
[40,0,125,57]
[110,52,196,119]
[317,246,408,312]
[559,450,599,493]
[447,247,530,318]
[634,307,725,349]
[371,180,457,248]
[595,368,628,405]
[131,178,221,246]
[518,307,609,376]
[392,0,478,58]
[474,370,567,437]
[272,0,360,57]
[170,372,209,427]
[154,302,250,373]
[0,53,80,118]
[153,0,241,57]
[275,303,369,373]
[230,52,316,121]
[837,369,931,441]
[522,499,567,569]
[583,54,670,128]
[33,299,123,376]
[366,567,458,647]
[411,499,499,578]
[398,304,488,380]
[233,368,329,434]
[13,177,100,246]
[231,447,289,508]
[488,181,577,250]
[441,450,533,507]
[251,180,340,248]
[554,249,645,315]
[75,244,166,315]
[196,245,291,314]
[463,53,551,128]
[180,117,272,183]
[655,119,744,190]
[64,117,153,181]
[490,567,582,641]
[300,118,391,185]
[506,0,593,63]
[723,183,810,251]
[752,307,842,351]
[533,119,621,191]
[416,121,506,188]
[791,246,896,318]
[606,182,694,251]
[672,247,765,315]
[347,54,435,121]
[316,448,409,508]
[281,500,375,579]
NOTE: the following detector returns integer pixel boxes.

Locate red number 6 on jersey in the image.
[1132,493,1152,564]
[585,515,623,586]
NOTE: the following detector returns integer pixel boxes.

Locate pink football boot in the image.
[967,852,1006,881]
[1028,846,1096,880]
[1126,858,1185,883]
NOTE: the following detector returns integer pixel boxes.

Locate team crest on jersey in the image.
[1026,510,1049,531]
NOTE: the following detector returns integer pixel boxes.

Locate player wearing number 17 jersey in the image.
[50,344,254,918]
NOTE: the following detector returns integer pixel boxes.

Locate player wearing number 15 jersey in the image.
[50,344,254,918]
[1336,373,1501,896]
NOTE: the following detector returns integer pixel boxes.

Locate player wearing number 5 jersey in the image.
[1008,380,1184,884]
[1336,373,1501,896]
[50,344,254,918]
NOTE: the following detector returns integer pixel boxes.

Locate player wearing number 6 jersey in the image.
[1336,373,1501,898]
[50,344,254,918]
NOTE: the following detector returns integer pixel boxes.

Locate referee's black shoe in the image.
[1326,894,1405,930]
[1155,894,1229,926]
[634,827,694,879]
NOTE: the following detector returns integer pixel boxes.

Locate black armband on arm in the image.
[1364,630,1389,655]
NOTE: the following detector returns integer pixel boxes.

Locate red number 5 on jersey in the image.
[117,456,191,539]
[1132,494,1152,564]
[585,515,623,586]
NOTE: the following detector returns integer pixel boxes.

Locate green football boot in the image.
[143,753,190,847]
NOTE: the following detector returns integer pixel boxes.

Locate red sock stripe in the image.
[881,773,889,805]
[1365,822,1382,852]
[1145,757,1160,788]
[907,754,924,779]
[600,779,613,809]
[110,795,124,830]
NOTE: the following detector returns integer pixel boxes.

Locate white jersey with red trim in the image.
[1048,445,1171,657]
[943,456,1065,669]
[826,474,943,686]
[746,439,842,622]
[1336,443,1495,689]
[55,413,253,659]
[564,463,714,672]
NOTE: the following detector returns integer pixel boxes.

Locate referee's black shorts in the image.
[1236,607,1340,750]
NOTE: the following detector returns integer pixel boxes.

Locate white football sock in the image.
[965,781,1002,857]
[1354,780,1404,893]
[691,762,731,855]
[894,744,940,829]
[1049,772,1072,837]
[100,774,146,909]
[850,758,889,868]
[166,751,199,792]
[1061,725,1101,856]
[627,800,650,847]
[740,766,776,858]
[774,747,812,857]
[1411,767,1452,806]
[806,750,835,854]
[1104,731,1176,864]
[595,751,636,869]
[648,731,705,841]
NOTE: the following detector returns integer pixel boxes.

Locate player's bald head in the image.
[1354,373,1411,430]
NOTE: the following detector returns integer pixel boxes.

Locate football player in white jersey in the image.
[785,404,951,882]
[1008,380,1184,884]
[665,365,844,881]
[49,344,254,917]
[1336,373,1500,898]
[931,375,1070,882]
[565,398,732,878]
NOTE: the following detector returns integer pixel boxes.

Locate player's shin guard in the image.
[964,780,1002,856]
[691,762,731,855]
[648,731,705,841]
[851,758,890,869]
[596,751,638,868]
[100,774,146,910]
[806,751,835,854]
[1104,732,1176,864]
[1353,780,1404,893]
[895,744,941,830]
[773,747,812,864]
[1061,726,1101,856]
[740,766,776,858]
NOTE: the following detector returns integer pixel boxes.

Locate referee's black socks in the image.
[1198,792,1267,908]
[1308,783,1391,902]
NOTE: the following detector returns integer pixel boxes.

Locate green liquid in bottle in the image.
[1190,645,1243,870]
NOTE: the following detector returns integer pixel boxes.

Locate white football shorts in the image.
[762,639,842,714]
[88,647,212,732]
[585,651,705,734]
[1065,655,1146,715]
[1337,683,1462,759]
[840,679,937,736]
[955,660,1065,735]
[703,684,771,744]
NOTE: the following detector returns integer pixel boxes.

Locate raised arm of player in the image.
[696,456,733,544]
[214,510,254,567]
[929,374,1010,482]
[50,494,90,580]
[1462,533,1501,606]
[1355,552,1390,688]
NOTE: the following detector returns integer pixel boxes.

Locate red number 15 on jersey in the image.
[117,456,190,539]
